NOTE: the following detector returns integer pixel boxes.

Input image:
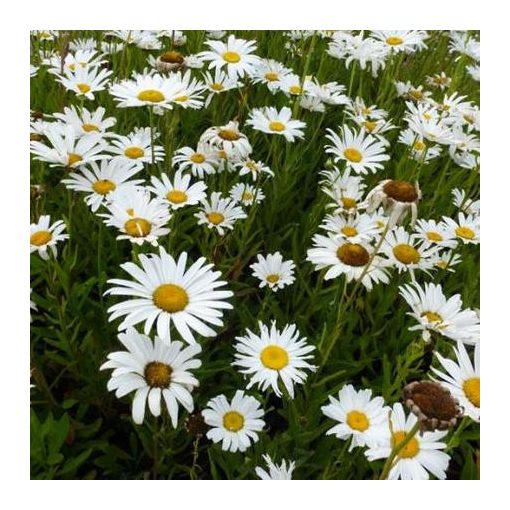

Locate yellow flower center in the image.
[173,95,188,103]
[409,89,423,100]
[336,243,370,267]
[422,311,443,324]
[166,190,188,204]
[455,226,475,240]
[190,153,206,164]
[207,212,225,225]
[144,361,172,388]
[77,83,91,94]
[386,36,404,46]
[82,123,100,132]
[269,121,286,132]
[264,72,279,82]
[223,51,241,63]
[341,197,357,210]
[30,230,52,246]
[426,231,443,242]
[152,284,189,313]
[260,345,289,370]
[223,411,244,432]
[341,226,358,237]
[137,89,165,103]
[219,129,240,141]
[343,148,363,163]
[92,179,116,195]
[266,274,280,284]
[436,260,449,269]
[363,120,377,132]
[346,410,369,432]
[124,217,152,237]
[242,191,253,201]
[289,85,301,95]
[393,244,421,265]
[67,153,83,166]
[124,146,145,159]
[210,82,224,91]
[392,430,420,459]
[463,377,480,408]
[414,140,426,151]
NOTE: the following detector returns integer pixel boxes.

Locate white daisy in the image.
[195,192,247,236]
[148,170,207,210]
[276,73,313,98]
[321,384,389,451]
[53,105,117,138]
[246,106,306,142]
[255,455,295,480]
[199,120,252,160]
[100,328,201,426]
[434,251,463,272]
[172,144,219,178]
[250,252,296,292]
[414,219,458,250]
[56,65,112,100]
[371,30,428,53]
[307,80,349,106]
[251,59,293,92]
[46,49,106,75]
[105,247,233,345]
[235,159,274,181]
[229,183,265,206]
[431,342,480,422]
[319,212,380,244]
[397,128,442,162]
[30,215,69,260]
[399,281,480,344]
[233,321,315,398]
[451,188,480,216]
[202,68,240,107]
[442,213,480,245]
[202,390,265,453]
[168,70,205,110]
[109,127,165,164]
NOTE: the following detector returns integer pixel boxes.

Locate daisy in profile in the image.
[397,129,442,162]
[229,183,265,206]
[371,30,428,53]
[202,390,265,452]
[255,455,295,480]
[195,192,247,236]
[100,328,201,426]
[53,106,116,138]
[148,170,207,210]
[172,144,219,178]
[62,158,144,212]
[414,219,458,250]
[202,68,240,107]
[233,321,316,398]
[246,106,306,142]
[46,49,106,75]
[250,252,295,292]
[235,159,274,181]
[434,251,462,272]
[321,385,389,451]
[109,127,165,164]
[30,124,108,169]
[321,171,367,215]
[277,73,313,98]
[451,188,480,216]
[169,70,205,110]
[101,189,171,246]
[200,120,252,160]
[56,65,113,100]
[399,281,480,344]
[199,35,260,79]
[431,342,480,422]
[325,126,389,174]
[30,215,69,260]
[442,213,480,245]
[306,234,390,290]
[365,403,450,480]
[106,247,233,344]
[319,212,380,244]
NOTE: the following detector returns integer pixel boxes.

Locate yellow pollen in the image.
[392,430,420,459]
[241,191,253,201]
[266,274,280,284]
[343,148,363,163]
[336,243,370,267]
[289,85,301,95]
[264,72,279,82]
[426,231,443,242]
[346,410,369,432]
[82,123,100,132]
[144,361,172,388]
[341,197,357,210]
[137,89,165,103]
[173,95,188,103]
[363,120,377,132]
[223,411,244,432]
[124,217,151,237]
[153,284,189,313]
[456,226,475,240]
[393,244,421,265]
[167,190,188,204]
[414,140,426,151]
[92,179,116,195]
[207,212,225,225]
[260,345,289,370]
[219,129,240,141]
[269,121,286,132]
[222,51,241,64]
[463,377,480,408]
[341,226,358,237]
[210,82,224,91]
[67,153,82,166]
[30,230,52,246]
[386,36,404,46]
[190,153,206,164]
[77,83,91,94]
[246,161,258,171]
[422,311,443,324]
[124,146,145,159]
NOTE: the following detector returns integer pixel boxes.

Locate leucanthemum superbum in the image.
[56,65,112,100]
[249,252,296,292]
[202,68,240,107]
[199,120,252,160]
[148,170,207,210]
[414,219,458,250]
[246,106,306,142]
[30,215,69,260]
[319,212,380,244]
[172,144,219,178]
[235,159,274,181]
[109,127,165,164]
[442,213,480,245]
[255,455,295,480]
[195,192,247,236]
[229,183,265,206]
[53,105,116,138]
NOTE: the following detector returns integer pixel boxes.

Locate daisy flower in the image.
[371,30,428,53]
[101,189,171,246]
[105,247,233,344]
[109,127,165,164]
[56,65,112,100]
[365,403,450,480]
[451,188,480,216]
[250,252,296,292]
[61,158,144,212]
[169,70,205,110]
[148,170,207,210]
[414,219,458,250]
[229,183,265,206]
[431,342,480,422]
[325,126,389,174]
[202,390,265,453]
[199,120,252,160]
[307,80,349,106]
[397,128,442,162]
[399,281,480,344]
[276,73,313,98]
[321,384,389,451]
[30,215,69,260]
[53,105,116,138]
[199,35,260,79]
[426,71,452,91]
[30,124,108,169]
[246,106,306,142]
[235,159,274,181]
[434,251,463,272]
[233,321,315,398]
[46,49,106,75]
[321,171,366,214]
[172,144,219,178]
[100,328,201,426]
[202,68,240,107]
[251,59,293,92]
[195,192,247,236]
[306,234,390,290]
[255,455,295,480]
[319,212,380,244]
[442,213,480,245]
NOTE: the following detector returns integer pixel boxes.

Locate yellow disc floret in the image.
[152,284,189,313]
